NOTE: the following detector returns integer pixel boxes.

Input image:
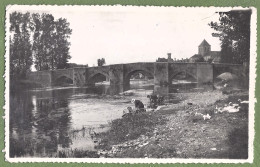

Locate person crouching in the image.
[131,99,145,113]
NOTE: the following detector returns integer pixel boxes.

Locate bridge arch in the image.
[213,67,240,78]
[168,71,198,93]
[53,75,73,86]
[86,72,109,85]
[169,71,197,83]
[212,64,244,83]
[124,69,154,90]
[52,69,74,86]
[55,73,74,80]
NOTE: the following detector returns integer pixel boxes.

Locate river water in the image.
[9,80,155,158]
[10,79,210,158]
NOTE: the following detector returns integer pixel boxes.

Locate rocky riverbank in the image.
[94,89,249,159]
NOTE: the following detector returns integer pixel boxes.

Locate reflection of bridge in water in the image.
[27,62,244,94]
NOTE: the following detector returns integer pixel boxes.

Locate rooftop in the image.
[199,39,211,47]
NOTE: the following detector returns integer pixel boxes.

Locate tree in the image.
[10,12,33,79]
[32,13,54,70]
[9,11,72,81]
[53,18,72,69]
[209,10,251,64]
[97,58,106,66]
[68,63,88,68]
[156,58,168,62]
[32,13,72,71]
[194,56,205,63]
[207,58,214,63]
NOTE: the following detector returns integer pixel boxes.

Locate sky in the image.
[7,5,224,66]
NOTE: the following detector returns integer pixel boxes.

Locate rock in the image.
[146,108,154,112]
[139,142,149,147]
[203,114,211,120]
[221,105,240,113]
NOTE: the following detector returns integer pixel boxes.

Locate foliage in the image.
[156,58,168,62]
[194,56,205,63]
[96,112,167,150]
[10,12,33,79]
[97,58,106,66]
[68,63,88,68]
[9,12,72,78]
[58,149,100,158]
[32,13,72,70]
[156,57,189,63]
[190,54,205,63]
[209,10,251,64]
[207,58,213,63]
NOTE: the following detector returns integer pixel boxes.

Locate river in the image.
[9,79,211,157]
[9,80,156,157]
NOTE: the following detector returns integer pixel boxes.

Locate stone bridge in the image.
[27,62,244,94]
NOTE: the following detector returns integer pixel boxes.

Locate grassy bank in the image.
[95,112,168,151]
[95,90,249,158]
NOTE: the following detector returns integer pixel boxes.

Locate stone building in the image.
[156,53,174,62]
[156,53,189,63]
[190,39,221,63]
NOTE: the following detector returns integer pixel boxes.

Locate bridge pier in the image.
[196,63,213,84]
[108,64,125,93]
[73,68,87,87]
[154,63,169,95]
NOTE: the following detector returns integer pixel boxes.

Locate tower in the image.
[167,53,173,63]
[198,39,211,56]
[167,53,171,60]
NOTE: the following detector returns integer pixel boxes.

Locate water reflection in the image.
[169,80,214,93]
[9,85,130,157]
[10,89,72,157]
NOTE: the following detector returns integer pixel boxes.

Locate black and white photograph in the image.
[5,5,256,163]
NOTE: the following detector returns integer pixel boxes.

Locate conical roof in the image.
[199,39,210,47]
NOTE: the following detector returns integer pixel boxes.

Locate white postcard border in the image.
[4,5,257,163]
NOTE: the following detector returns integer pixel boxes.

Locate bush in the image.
[96,112,167,150]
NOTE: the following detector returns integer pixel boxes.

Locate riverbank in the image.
[10,80,249,158]
[95,89,249,158]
